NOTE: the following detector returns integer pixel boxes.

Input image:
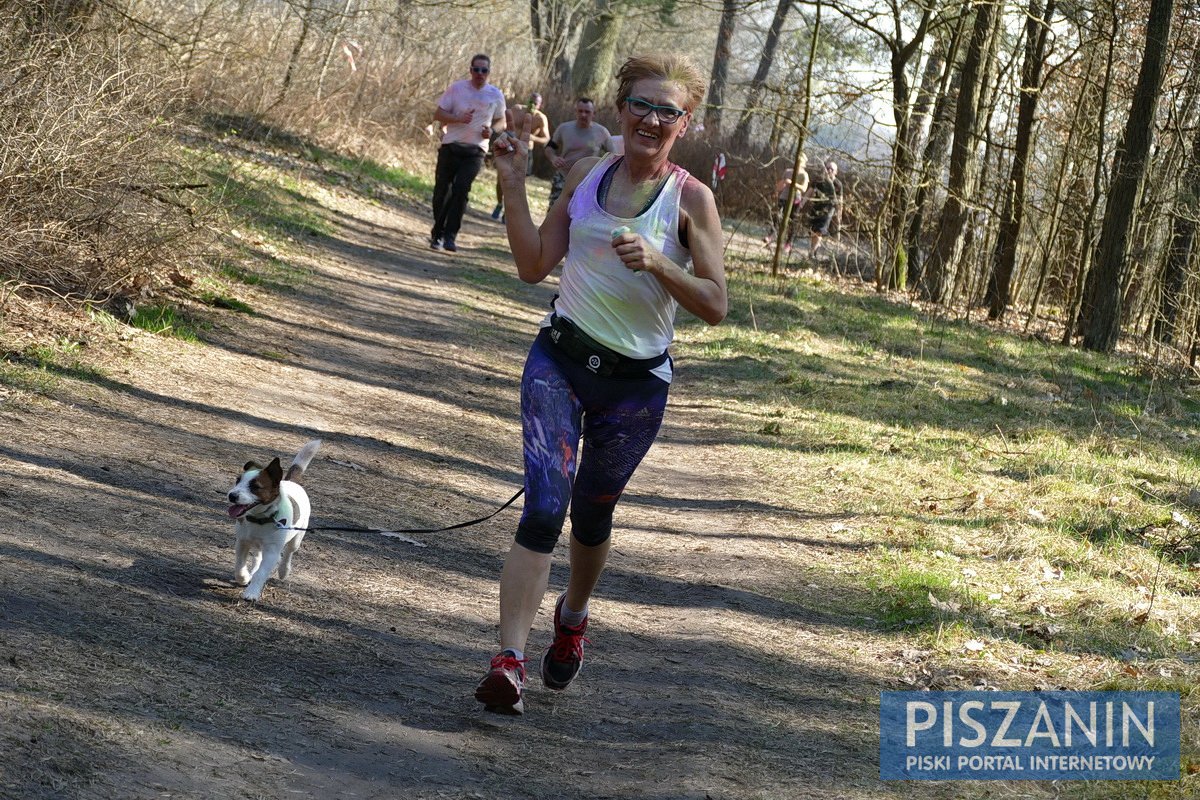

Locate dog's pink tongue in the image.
[228,504,249,518]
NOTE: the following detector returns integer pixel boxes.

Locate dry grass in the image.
[0,13,213,306]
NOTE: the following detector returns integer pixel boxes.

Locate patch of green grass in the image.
[129,305,200,342]
[867,563,958,629]
[700,260,1199,711]
[0,358,58,396]
[207,168,333,238]
[310,146,434,199]
[196,290,254,313]
[185,146,333,241]
[1,340,107,399]
[218,261,265,286]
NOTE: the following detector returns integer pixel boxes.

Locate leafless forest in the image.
[3,0,1200,358]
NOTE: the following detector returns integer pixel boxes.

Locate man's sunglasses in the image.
[471,66,490,74]
[624,97,686,124]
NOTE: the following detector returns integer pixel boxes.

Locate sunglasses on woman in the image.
[624,97,686,125]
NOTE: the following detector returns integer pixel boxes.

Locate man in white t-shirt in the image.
[430,54,506,252]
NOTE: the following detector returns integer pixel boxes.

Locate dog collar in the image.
[245,495,294,528]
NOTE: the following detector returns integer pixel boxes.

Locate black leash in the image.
[284,488,525,541]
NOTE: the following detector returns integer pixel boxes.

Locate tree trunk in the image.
[906,13,969,286]
[1062,4,1119,344]
[531,0,582,87]
[1155,103,1200,343]
[275,0,316,110]
[876,10,935,291]
[733,0,793,143]
[317,0,356,101]
[919,0,999,303]
[984,0,1056,319]
[1082,0,1174,352]
[572,0,626,100]
[705,0,739,133]
[770,1,821,277]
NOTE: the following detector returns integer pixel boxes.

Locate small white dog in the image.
[225,440,322,601]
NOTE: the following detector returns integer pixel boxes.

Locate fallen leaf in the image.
[963,639,986,653]
[1027,508,1047,523]
[1042,566,1064,581]
[928,592,961,614]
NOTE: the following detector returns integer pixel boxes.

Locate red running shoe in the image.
[475,651,526,715]
[541,594,590,691]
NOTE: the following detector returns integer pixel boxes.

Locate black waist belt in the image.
[547,314,668,378]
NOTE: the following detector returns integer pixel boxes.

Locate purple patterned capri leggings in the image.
[515,329,669,553]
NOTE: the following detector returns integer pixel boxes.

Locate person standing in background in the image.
[430,54,506,253]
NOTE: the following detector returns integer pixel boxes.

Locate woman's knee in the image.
[515,512,566,554]
[569,500,615,547]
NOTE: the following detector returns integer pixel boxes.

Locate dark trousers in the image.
[431,142,484,241]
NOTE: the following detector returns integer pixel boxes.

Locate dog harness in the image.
[246,494,294,528]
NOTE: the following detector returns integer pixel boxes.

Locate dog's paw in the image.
[234,572,251,586]
[240,589,262,602]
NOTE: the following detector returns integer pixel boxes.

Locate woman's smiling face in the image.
[621,78,690,159]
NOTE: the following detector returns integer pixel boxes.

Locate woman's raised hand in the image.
[492,108,533,183]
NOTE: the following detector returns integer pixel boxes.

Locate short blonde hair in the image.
[614,54,707,114]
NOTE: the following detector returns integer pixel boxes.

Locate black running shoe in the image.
[541,594,589,691]
[443,238,458,252]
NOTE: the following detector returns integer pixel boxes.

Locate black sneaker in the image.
[491,205,503,220]
[429,236,442,250]
[443,238,458,252]
[475,651,526,715]
[541,594,589,691]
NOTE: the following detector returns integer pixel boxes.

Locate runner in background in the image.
[429,53,505,253]
[545,98,611,208]
[493,92,550,222]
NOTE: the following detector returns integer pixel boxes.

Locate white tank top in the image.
[549,154,692,380]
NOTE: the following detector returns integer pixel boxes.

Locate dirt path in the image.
[1,180,973,799]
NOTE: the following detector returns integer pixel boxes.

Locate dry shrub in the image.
[0,15,209,304]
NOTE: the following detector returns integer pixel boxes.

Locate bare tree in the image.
[705,0,740,132]
[732,0,794,143]
[1155,44,1200,344]
[918,0,1001,303]
[983,0,1057,319]
[1081,0,1174,352]
[531,0,585,86]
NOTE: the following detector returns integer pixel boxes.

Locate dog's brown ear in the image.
[243,460,263,472]
[264,457,283,484]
